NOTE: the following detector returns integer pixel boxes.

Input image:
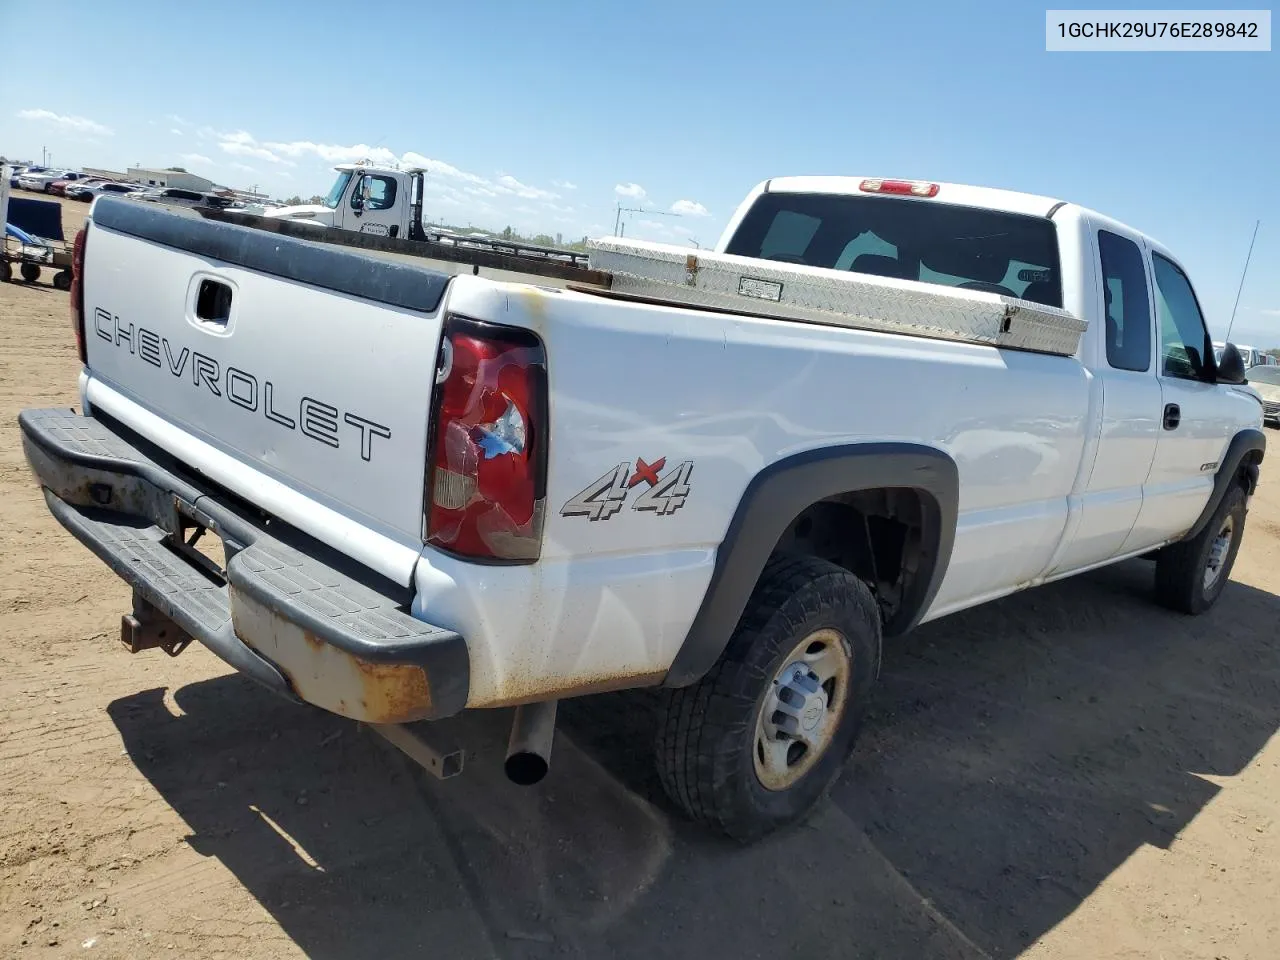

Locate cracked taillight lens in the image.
[424,315,547,563]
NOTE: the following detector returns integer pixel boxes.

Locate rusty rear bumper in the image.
[20,408,469,723]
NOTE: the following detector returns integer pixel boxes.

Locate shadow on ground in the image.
[108,560,1280,960]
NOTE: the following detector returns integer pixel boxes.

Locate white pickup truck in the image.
[21,176,1266,840]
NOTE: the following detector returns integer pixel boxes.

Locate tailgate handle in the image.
[195,278,233,326]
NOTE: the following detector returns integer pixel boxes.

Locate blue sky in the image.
[2,0,1277,345]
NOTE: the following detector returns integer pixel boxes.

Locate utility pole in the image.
[41,145,47,166]
[614,203,681,237]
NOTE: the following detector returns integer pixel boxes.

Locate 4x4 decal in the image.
[561,457,693,521]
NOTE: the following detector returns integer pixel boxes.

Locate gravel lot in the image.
[2,194,1278,959]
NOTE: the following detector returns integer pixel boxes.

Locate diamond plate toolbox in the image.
[586,237,1087,357]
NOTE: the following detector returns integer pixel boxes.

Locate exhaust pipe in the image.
[504,700,558,785]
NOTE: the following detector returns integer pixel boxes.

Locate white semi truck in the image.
[259,161,587,266]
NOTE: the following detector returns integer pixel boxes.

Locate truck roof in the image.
[763,176,1066,219]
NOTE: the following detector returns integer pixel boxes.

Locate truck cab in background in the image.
[264,162,429,240]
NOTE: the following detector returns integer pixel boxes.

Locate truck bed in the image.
[200,205,1087,357]
[199,207,613,290]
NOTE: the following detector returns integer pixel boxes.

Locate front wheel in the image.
[655,556,881,841]
[1154,484,1247,614]
[19,262,41,283]
[52,270,72,291]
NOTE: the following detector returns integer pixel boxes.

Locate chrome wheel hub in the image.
[1203,515,1235,591]
[754,629,851,791]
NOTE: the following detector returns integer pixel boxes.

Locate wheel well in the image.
[771,489,929,629]
[1238,449,1263,495]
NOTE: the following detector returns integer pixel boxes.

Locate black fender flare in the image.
[662,443,959,688]
[1182,428,1266,542]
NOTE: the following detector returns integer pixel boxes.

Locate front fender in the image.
[1183,428,1266,541]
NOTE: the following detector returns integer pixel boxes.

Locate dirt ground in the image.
[2,194,1279,960]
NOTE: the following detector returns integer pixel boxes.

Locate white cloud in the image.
[169,128,184,136]
[218,131,295,166]
[264,139,398,165]
[16,108,113,137]
[496,174,559,201]
[179,153,213,166]
[615,182,647,200]
[1260,308,1280,316]
[671,199,710,217]
[552,180,578,191]
[166,114,191,127]
[230,162,260,174]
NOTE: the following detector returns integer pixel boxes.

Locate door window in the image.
[1152,253,1210,381]
[1097,230,1151,372]
[352,175,397,212]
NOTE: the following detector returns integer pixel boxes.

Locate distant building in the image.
[82,167,132,182]
[127,167,216,192]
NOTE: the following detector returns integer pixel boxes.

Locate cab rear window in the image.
[725,192,1063,307]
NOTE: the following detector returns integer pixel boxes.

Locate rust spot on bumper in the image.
[231,590,436,725]
[347,654,433,724]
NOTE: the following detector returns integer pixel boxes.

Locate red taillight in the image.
[424,315,548,563]
[70,226,88,364]
[859,178,939,198]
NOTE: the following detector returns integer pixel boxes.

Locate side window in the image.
[365,175,396,211]
[1152,253,1210,381]
[1096,230,1151,372]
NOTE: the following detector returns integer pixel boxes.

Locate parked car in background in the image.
[64,179,109,200]
[1214,341,1268,368]
[67,181,143,201]
[1237,344,1264,368]
[1247,364,1280,426]
[47,173,91,197]
[129,186,211,208]
[8,165,47,187]
[17,170,75,192]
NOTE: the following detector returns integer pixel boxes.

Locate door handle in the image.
[1163,403,1181,430]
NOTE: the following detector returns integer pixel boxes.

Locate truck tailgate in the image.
[82,198,449,567]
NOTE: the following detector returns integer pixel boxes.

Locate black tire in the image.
[0,260,11,283]
[655,555,881,841]
[1154,484,1247,614]
[52,270,72,291]
[20,262,41,283]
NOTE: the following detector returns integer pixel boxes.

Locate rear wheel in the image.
[1154,484,1246,614]
[52,270,72,291]
[655,556,881,841]
[1,261,11,283]
[19,262,40,283]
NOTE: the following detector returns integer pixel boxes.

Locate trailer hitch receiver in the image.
[120,593,194,657]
